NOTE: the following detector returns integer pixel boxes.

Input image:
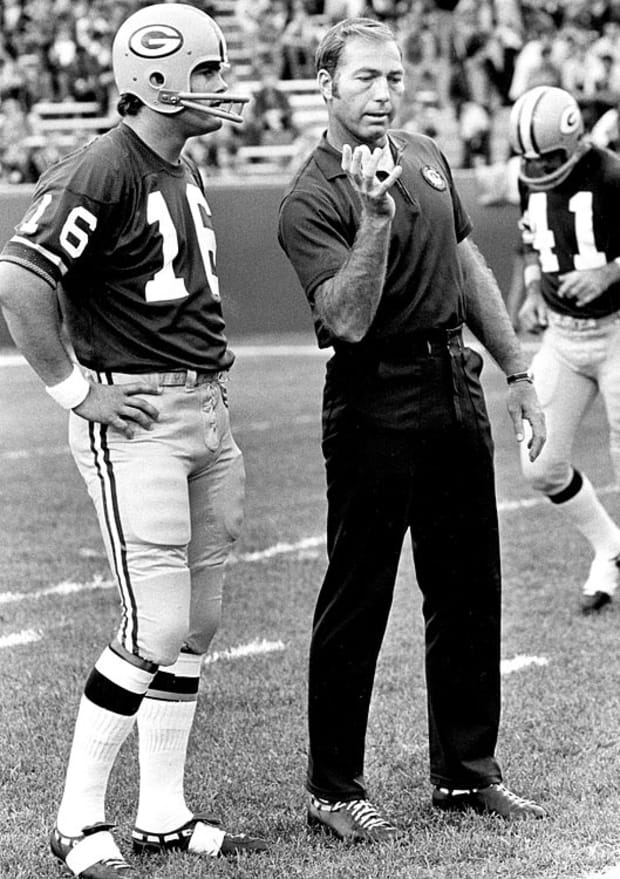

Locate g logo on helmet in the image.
[129,24,184,58]
[560,106,580,135]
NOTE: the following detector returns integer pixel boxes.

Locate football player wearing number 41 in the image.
[0,4,268,878]
[511,85,620,615]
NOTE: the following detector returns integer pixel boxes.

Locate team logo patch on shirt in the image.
[421,165,447,191]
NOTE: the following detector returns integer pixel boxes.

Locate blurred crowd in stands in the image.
[2,0,620,183]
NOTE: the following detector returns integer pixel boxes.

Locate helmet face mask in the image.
[112,3,249,123]
[509,86,587,190]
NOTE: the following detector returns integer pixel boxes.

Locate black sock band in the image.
[85,667,144,715]
[549,468,583,505]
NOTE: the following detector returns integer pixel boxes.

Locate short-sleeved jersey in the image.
[518,145,620,319]
[0,124,233,372]
[278,131,472,352]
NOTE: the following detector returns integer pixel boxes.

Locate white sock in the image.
[554,472,620,558]
[56,696,137,836]
[135,652,203,833]
[56,646,157,836]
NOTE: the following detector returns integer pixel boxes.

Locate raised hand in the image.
[341,143,402,219]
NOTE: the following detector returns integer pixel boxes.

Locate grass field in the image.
[2,332,620,879]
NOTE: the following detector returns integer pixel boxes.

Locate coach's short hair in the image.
[315,17,399,77]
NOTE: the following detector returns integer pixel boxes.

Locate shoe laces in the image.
[338,799,396,831]
[490,783,539,810]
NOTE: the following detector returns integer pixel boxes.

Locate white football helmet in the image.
[509,86,588,190]
[112,3,249,122]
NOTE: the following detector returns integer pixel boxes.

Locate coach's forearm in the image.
[314,212,392,343]
[459,238,529,375]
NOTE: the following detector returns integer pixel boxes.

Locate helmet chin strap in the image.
[520,140,591,191]
[158,90,250,124]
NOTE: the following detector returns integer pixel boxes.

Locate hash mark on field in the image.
[233,536,326,563]
[0,445,69,461]
[585,866,620,879]
[203,638,285,665]
[0,575,112,604]
[0,629,41,649]
[501,655,548,675]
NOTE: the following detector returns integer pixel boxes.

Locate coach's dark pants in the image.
[307,335,503,801]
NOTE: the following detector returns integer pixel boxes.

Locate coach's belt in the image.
[365,325,464,360]
[404,325,464,357]
[547,310,620,331]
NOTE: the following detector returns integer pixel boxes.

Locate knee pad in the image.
[121,570,192,666]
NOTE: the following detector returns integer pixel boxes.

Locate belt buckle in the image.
[184,369,198,390]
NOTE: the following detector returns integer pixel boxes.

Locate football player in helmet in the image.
[510,85,620,614]
[0,4,266,877]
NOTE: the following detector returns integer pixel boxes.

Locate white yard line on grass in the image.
[584,866,620,879]
[0,339,541,370]
[501,655,548,675]
[3,478,620,605]
[0,628,41,649]
[203,638,286,665]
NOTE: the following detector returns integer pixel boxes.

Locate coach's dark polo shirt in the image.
[278,130,475,429]
[278,130,472,352]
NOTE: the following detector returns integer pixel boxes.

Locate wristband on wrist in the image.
[523,264,542,287]
[506,371,533,386]
[45,364,90,410]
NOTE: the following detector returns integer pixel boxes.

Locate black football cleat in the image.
[580,590,612,615]
[132,812,268,857]
[307,795,405,843]
[50,823,134,877]
[432,783,546,819]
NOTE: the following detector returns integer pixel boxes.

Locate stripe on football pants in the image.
[88,384,139,654]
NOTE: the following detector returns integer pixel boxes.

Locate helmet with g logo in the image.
[112,3,249,122]
[509,86,588,190]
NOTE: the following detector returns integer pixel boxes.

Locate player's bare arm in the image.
[458,237,546,461]
[314,143,402,343]
[558,260,620,307]
[0,262,161,439]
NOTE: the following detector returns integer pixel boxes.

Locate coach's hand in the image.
[507,381,546,462]
[73,381,162,439]
[342,143,402,219]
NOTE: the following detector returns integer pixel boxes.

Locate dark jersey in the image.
[278,131,471,351]
[0,124,233,372]
[518,145,620,319]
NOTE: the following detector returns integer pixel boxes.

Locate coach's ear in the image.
[317,69,333,102]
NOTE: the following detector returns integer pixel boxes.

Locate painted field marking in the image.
[585,866,620,879]
[0,338,541,371]
[0,575,112,605]
[3,473,620,607]
[0,629,41,649]
[501,655,548,675]
[203,638,286,665]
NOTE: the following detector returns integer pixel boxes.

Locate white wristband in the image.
[45,364,90,410]
[523,264,542,287]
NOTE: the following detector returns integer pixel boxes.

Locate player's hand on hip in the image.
[557,267,608,306]
[518,288,548,333]
[341,143,402,219]
[73,381,162,439]
[506,382,546,462]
